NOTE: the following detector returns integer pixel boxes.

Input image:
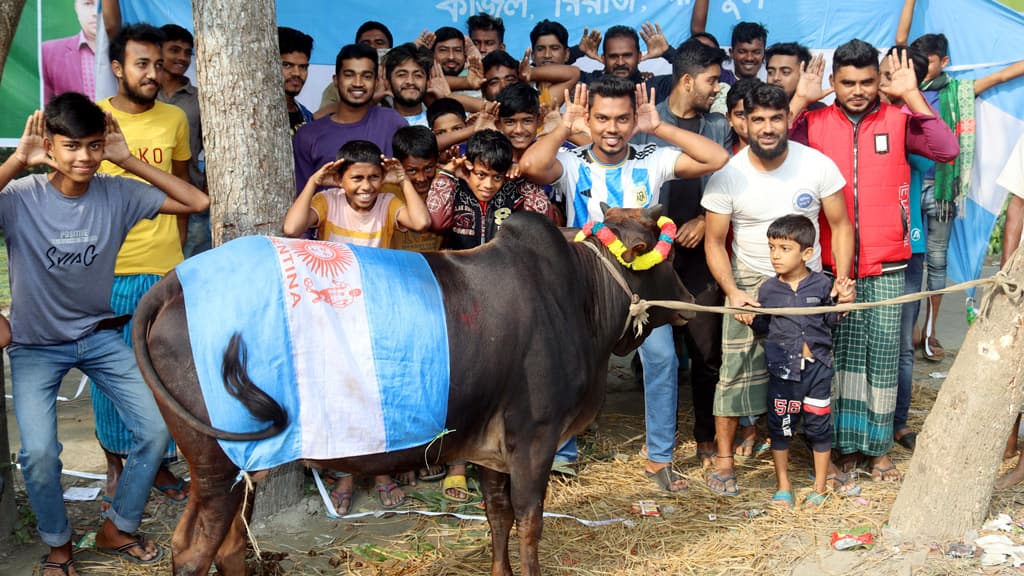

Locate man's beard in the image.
[749,132,789,160]
[393,89,424,109]
[122,78,157,105]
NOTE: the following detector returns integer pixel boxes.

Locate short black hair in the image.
[833,39,880,72]
[109,23,164,65]
[355,21,393,48]
[530,19,568,49]
[482,50,518,75]
[743,83,788,115]
[689,31,720,49]
[465,129,513,174]
[603,25,640,54]
[335,140,383,176]
[279,26,313,58]
[767,214,816,250]
[44,92,106,138]
[159,24,193,47]
[384,42,433,78]
[496,82,539,117]
[731,22,767,47]
[887,45,930,86]
[426,97,466,128]
[672,38,727,87]
[910,33,949,59]
[434,26,463,47]
[467,12,505,43]
[335,43,378,77]
[392,125,439,162]
[727,77,763,113]
[765,42,811,66]
[587,75,637,110]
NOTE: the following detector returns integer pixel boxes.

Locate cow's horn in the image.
[600,201,612,217]
[644,204,664,221]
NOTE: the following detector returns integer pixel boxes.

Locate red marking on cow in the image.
[458,302,480,328]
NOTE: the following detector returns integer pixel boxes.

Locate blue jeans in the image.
[639,325,679,463]
[183,211,212,258]
[922,182,953,291]
[554,437,577,463]
[10,329,170,546]
[896,253,925,432]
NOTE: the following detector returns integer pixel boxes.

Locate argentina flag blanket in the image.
[175,236,450,471]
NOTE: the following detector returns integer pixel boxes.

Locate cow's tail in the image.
[132,277,288,442]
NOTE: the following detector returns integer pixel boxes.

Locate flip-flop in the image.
[96,535,164,565]
[871,464,903,483]
[808,471,862,497]
[705,471,739,496]
[329,488,353,516]
[895,432,917,451]
[153,477,188,504]
[419,465,447,482]
[374,481,405,509]
[804,491,828,508]
[771,490,794,509]
[39,554,77,576]
[645,466,688,493]
[442,474,471,503]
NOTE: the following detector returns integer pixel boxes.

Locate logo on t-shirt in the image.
[633,185,649,206]
[911,228,922,242]
[793,191,815,210]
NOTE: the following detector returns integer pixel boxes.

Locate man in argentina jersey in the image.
[521,75,728,494]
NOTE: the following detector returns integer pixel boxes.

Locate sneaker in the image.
[923,336,945,361]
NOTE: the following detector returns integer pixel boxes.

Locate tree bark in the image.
[889,247,1024,540]
[0,0,27,544]
[192,0,303,519]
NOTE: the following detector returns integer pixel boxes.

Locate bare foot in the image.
[696,441,716,468]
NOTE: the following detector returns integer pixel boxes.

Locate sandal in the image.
[329,488,353,516]
[96,534,164,564]
[442,474,471,503]
[895,431,917,451]
[871,464,903,483]
[923,336,945,362]
[804,491,828,508]
[40,555,77,576]
[771,489,794,509]
[153,477,189,504]
[645,466,688,493]
[374,481,405,509]
[419,465,447,482]
[808,471,862,497]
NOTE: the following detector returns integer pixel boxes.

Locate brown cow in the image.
[132,208,692,576]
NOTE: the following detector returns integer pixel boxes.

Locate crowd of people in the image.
[5,0,1024,573]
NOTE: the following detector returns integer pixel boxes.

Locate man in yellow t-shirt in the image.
[94,24,191,510]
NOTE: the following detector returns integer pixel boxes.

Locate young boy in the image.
[427,129,557,250]
[389,126,445,252]
[281,139,430,513]
[0,93,208,572]
[725,77,762,154]
[750,215,853,509]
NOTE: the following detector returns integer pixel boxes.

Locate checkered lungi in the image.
[832,272,904,457]
[712,260,769,418]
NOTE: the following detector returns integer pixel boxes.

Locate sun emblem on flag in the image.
[293,240,354,278]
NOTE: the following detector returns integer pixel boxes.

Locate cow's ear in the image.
[600,201,611,217]
[645,204,664,222]
[624,240,649,263]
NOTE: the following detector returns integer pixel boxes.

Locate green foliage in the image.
[990,195,1010,258]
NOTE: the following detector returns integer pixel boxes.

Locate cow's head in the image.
[598,204,696,354]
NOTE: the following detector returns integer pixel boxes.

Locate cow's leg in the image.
[170,454,245,575]
[509,435,558,576]
[213,484,254,575]
[478,466,514,576]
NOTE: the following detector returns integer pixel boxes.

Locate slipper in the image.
[329,488,353,516]
[153,477,188,504]
[442,474,471,503]
[804,491,828,508]
[705,471,739,497]
[374,481,405,509]
[871,464,903,483]
[40,555,77,576]
[645,466,688,493]
[771,490,794,509]
[895,432,917,451]
[733,438,770,462]
[96,535,164,565]
[808,471,862,497]
[419,465,447,482]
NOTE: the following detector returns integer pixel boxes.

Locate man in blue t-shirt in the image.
[0,93,208,573]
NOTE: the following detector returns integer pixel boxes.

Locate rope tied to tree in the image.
[978,270,1022,319]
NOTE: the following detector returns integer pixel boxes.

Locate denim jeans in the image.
[922,182,953,291]
[895,253,925,432]
[183,211,212,258]
[10,328,170,546]
[554,437,577,462]
[638,325,679,463]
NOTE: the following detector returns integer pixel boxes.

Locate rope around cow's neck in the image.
[577,240,650,339]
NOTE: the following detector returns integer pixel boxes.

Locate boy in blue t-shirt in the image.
[0,93,208,572]
[751,215,854,509]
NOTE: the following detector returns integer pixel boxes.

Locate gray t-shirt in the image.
[0,174,165,345]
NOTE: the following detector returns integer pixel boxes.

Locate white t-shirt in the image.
[701,142,846,277]
[997,134,1024,200]
[552,143,681,227]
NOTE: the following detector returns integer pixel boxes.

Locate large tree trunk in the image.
[192,0,303,520]
[889,247,1024,540]
[0,0,27,544]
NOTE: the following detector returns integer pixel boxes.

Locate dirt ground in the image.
[3,267,1024,575]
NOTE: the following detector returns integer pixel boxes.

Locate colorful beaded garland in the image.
[574,216,677,271]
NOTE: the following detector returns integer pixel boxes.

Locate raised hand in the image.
[640,21,670,61]
[415,29,436,50]
[466,41,484,90]
[372,63,392,103]
[519,48,533,83]
[880,48,920,102]
[310,159,345,188]
[13,111,57,169]
[381,156,408,186]
[472,100,500,131]
[427,61,451,99]
[579,27,602,61]
[439,144,461,173]
[635,83,661,135]
[101,112,133,165]
[794,52,832,103]
[562,84,589,131]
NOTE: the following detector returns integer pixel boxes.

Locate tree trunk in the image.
[192,0,303,520]
[0,0,27,544]
[888,247,1024,540]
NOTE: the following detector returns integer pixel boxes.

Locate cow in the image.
[131,207,693,576]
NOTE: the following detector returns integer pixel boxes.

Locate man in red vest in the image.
[790,40,958,482]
